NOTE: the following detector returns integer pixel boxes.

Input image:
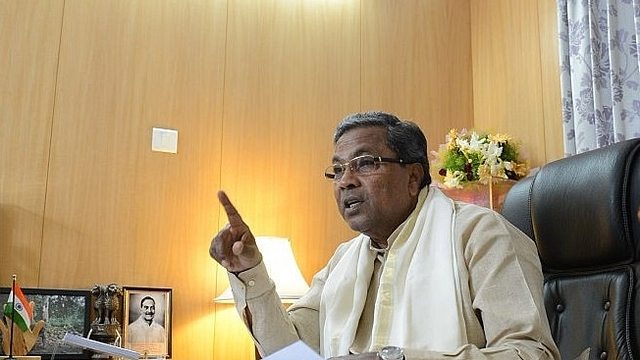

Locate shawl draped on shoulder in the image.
[320,187,468,357]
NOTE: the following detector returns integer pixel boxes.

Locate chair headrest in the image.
[520,139,640,272]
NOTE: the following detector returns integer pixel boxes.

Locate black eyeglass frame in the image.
[324,155,407,181]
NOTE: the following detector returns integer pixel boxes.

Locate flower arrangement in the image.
[432,128,529,189]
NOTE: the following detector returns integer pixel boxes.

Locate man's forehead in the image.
[333,129,391,161]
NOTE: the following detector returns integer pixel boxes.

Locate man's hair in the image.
[140,296,156,308]
[333,111,431,188]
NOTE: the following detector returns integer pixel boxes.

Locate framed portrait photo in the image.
[0,287,91,359]
[122,286,172,358]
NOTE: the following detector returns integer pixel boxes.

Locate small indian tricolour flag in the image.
[3,283,33,332]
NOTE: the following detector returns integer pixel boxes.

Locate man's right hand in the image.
[209,190,263,273]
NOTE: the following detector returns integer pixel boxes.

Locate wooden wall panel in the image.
[0,0,64,285]
[219,0,361,281]
[470,0,563,168]
[361,0,474,159]
[41,1,227,359]
[538,0,564,161]
[215,1,361,357]
[471,0,543,166]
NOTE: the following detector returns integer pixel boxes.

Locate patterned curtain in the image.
[558,0,640,155]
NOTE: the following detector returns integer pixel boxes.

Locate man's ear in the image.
[408,163,424,196]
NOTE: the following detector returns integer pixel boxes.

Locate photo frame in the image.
[122,286,172,358]
[0,287,91,359]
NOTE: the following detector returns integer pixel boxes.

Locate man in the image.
[127,296,166,345]
[209,111,560,359]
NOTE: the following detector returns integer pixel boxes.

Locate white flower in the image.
[443,170,464,188]
[468,131,485,150]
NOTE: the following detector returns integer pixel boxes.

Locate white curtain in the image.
[557,0,640,155]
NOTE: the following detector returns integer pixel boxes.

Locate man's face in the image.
[141,299,156,321]
[331,126,422,245]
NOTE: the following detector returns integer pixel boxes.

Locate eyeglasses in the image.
[324,155,406,181]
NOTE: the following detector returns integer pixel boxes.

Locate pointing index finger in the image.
[217,190,244,227]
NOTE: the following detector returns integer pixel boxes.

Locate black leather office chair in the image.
[501,138,640,360]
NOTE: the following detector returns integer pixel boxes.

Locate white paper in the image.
[262,340,323,360]
[62,333,140,359]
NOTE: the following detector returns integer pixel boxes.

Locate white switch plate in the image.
[151,127,178,153]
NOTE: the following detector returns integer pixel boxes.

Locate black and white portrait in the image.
[122,287,171,358]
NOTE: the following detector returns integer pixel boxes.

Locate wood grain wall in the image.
[0,1,560,359]
[471,0,563,167]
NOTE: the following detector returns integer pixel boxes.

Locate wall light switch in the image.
[151,127,178,154]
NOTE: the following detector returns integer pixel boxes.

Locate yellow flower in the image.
[514,162,530,178]
[446,128,459,150]
[488,133,511,144]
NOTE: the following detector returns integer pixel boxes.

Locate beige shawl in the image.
[320,187,468,357]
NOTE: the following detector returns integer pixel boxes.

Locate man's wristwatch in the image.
[378,345,405,360]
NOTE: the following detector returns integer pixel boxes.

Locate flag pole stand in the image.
[1,275,45,358]
[7,275,17,360]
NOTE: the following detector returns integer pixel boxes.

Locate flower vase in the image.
[436,178,517,212]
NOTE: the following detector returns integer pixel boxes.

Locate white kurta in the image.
[227,187,560,360]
